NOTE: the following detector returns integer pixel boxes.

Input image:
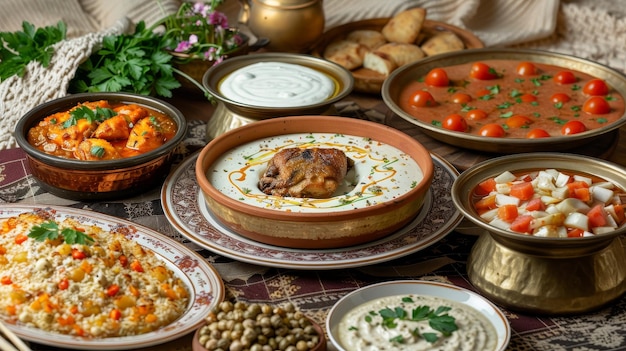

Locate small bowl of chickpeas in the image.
[192,301,326,351]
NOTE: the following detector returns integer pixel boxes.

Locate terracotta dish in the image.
[195,116,434,249]
[451,153,626,314]
[14,92,187,200]
[310,18,484,94]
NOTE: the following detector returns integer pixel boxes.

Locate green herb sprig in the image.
[363,298,458,344]
[62,105,117,128]
[69,21,181,98]
[0,21,66,81]
[28,220,95,245]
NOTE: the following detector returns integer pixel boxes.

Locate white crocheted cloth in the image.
[0,19,130,150]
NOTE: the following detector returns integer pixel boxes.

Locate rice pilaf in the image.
[0,210,189,338]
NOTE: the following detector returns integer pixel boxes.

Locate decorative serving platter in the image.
[161,152,462,269]
[0,204,224,350]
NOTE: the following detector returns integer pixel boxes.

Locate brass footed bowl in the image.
[451,153,626,315]
[202,53,353,140]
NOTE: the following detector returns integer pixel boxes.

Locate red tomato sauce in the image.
[398,60,625,138]
[27,100,178,160]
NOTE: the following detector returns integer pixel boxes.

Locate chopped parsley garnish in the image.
[358,299,459,345]
[90,145,106,158]
[28,220,94,245]
[62,105,117,128]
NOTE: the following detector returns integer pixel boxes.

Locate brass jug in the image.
[238,0,325,53]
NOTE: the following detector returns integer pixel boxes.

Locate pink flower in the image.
[204,47,217,60]
[192,2,210,17]
[174,40,192,52]
[208,11,229,28]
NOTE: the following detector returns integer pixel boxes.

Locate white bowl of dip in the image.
[326,280,511,351]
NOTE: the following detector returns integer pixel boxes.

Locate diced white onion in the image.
[480,208,499,222]
[573,174,592,186]
[592,226,616,235]
[541,195,561,205]
[495,183,511,194]
[495,193,520,207]
[591,186,614,204]
[533,224,560,237]
[554,172,570,187]
[551,186,569,200]
[554,198,590,215]
[564,212,589,231]
[494,171,516,184]
[531,213,565,229]
[489,218,511,230]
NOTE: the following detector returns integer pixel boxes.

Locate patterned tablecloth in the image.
[2,117,626,351]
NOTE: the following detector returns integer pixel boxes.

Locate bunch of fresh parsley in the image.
[0,21,66,81]
[69,21,181,98]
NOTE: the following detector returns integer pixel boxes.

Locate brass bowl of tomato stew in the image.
[14,92,187,200]
[451,152,626,315]
[382,48,626,153]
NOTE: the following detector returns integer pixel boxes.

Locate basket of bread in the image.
[311,8,484,93]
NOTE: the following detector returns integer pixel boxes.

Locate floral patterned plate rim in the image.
[0,204,224,350]
[162,152,461,269]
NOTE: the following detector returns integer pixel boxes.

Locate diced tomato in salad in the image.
[472,169,626,237]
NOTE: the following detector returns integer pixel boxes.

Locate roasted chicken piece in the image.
[259,148,352,198]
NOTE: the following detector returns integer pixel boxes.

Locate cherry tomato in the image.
[476,89,491,98]
[526,128,551,138]
[553,71,577,84]
[505,115,533,128]
[478,123,506,137]
[550,93,571,104]
[466,109,488,121]
[470,62,499,80]
[561,120,586,135]
[582,96,611,114]
[442,114,468,132]
[519,93,537,103]
[516,62,538,76]
[583,79,609,96]
[408,90,437,108]
[425,68,449,87]
[451,92,472,104]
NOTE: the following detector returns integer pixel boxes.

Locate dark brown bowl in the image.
[14,92,187,201]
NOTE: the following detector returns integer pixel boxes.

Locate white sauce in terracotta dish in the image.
[206,132,423,213]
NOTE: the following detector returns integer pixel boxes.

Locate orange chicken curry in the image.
[27,100,178,160]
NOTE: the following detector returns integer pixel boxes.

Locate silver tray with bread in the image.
[310,8,484,94]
